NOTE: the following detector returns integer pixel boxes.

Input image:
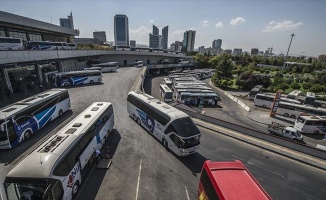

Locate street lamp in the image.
[282,33,295,73]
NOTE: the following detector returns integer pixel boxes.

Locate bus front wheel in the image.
[162,139,169,151]
[133,114,137,121]
[137,118,141,125]
[90,80,94,84]
[24,130,32,140]
[59,109,63,117]
[284,113,289,117]
[314,131,319,135]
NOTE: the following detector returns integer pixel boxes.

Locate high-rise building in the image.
[149,33,160,48]
[182,30,196,52]
[224,49,232,55]
[59,12,74,29]
[114,14,129,46]
[162,25,168,49]
[153,25,159,36]
[212,39,222,49]
[130,40,136,47]
[93,31,107,44]
[251,48,259,55]
[233,48,242,55]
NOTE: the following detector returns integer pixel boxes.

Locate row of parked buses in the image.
[0,88,204,200]
[159,69,219,106]
[0,36,77,50]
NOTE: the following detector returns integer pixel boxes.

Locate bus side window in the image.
[164,124,177,135]
[7,121,17,143]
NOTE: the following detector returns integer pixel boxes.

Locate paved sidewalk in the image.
[193,118,326,171]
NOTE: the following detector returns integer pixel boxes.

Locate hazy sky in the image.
[2,0,325,56]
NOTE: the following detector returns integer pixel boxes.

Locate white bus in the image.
[4,102,114,200]
[295,115,326,135]
[127,91,201,156]
[0,89,70,149]
[163,78,172,88]
[134,61,144,67]
[159,84,173,102]
[178,92,218,106]
[67,43,77,50]
[51,70,102,87]
[0,37,24,50]
[276,101,326,119]
[175,88,215,100]
[254,93,301,109]
[168,74,197,82]
[303,92,316,106]
[248,85,263,100]
[93,62,118,72]
[286,90,302,100]
[172,82,206,91]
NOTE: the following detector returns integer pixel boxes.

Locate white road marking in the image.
[135,158,142,200]
[185,186,190,200]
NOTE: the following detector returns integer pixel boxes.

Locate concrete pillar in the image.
[35,64,43,84]
[0,68,13,94]
[56,61,63,72]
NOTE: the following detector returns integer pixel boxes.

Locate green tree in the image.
[290,83,301,90]
[302,82,312,90]
[310,84,324,93]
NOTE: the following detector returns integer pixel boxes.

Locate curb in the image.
[245,113,270,126]
[195,120,326,171]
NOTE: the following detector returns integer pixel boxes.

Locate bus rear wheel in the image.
[137,118,141,125]
[284,113,289,117]
[314,131,319,135]
[290,114,296,119]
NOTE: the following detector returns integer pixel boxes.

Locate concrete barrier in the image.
[224,91,250,112]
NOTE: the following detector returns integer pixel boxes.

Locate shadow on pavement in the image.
[143,75,153,94]
[0,110,73,165]
[177,152,207,174]
[76,129,121,200]
[272,116,295,125]
[301,133,326,141]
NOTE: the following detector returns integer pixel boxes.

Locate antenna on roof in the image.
[40,156,43,166]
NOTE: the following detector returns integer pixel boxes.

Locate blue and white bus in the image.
[4,102,114,200]
[0,37,24,50]
[51,70,102,87]
[26,41,58,50]
[0,89,70,149]
[127,91,201,156]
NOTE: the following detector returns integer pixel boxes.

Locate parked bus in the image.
[134,61,144,67]
[163,78,172,88]
[286,90,302,100]
[173,77,199,85]
[51,70,102,87]
[4,102,114,200]
[248,85,263,100]
[0,37,24,50]
[294,115,326,135]
[113,45,132,51]
[254,93,301,109]
[127,91,201,156]
[159,84,173,102]
[168,74,197,82]
[276,101,326,119]
[67,43,77,50]
[303,92,316,106]
[0,89,70,149]
[178,92,218,106]
[172,82,206,91]
[26,41,58,50]
[198,160,271,200]
[93,62,118,72]
[175,88,215,100]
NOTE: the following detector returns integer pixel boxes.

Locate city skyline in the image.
[1,0,325,56]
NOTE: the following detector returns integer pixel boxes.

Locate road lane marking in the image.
[135,158,142,200]
[185,186,190,200]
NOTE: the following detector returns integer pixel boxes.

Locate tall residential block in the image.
[162,25,168,50]
[212,39,222,49]
[182,30,196,52]
[114,14,129,46]
[251,48,259,55]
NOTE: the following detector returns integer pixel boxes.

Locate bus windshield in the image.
[165,92,173,99]
[172,117,200,137]
[5,179,47,200]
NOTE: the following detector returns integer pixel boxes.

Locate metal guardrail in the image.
[177,107,326,160]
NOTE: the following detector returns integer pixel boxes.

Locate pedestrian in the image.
[94,149,103,164]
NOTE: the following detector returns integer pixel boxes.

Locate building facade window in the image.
[28,33,42,41]
[8,31,27,41]
[0,29,6,37]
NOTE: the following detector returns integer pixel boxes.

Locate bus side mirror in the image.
[0,125,4,132]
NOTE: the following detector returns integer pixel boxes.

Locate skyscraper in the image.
[114,14,129,46]
[60,12,74,29]
[162,25,168,50]
[153,25,159,36]
[212,39,222,49]
[93,31,107,44]
[130,40,136,47]
[149,33,160,48]
[182,30,196,52]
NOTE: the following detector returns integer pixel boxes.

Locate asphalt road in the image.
[1,69,325,200]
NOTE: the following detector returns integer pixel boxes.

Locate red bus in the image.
[198,160,271,200]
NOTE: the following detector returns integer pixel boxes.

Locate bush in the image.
[290,83,301,90]
[277,83,290,90]
[310,84,324,93]
[302,82,312,90]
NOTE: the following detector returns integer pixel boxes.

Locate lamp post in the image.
[282,33,295,73]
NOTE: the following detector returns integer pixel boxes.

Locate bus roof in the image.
[160,84,172,92]
[129,91,187,118]
[203,160,271,200]
[94,62,118,67]
[306,92,316,98]
[298,115,326,120]
[6,102,112,179]
[0,89,67,119]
